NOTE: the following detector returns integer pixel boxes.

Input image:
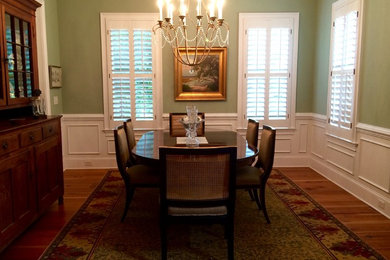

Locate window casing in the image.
[237,13,299,129]
[327,0,363,141]
[100,13,162,130]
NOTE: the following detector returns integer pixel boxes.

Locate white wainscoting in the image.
[61,113,390,218]
[309,116,390,218]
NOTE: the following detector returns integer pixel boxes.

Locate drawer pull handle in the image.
[49,128,53,133]
[2,142,8,150]
[29,134,34,140]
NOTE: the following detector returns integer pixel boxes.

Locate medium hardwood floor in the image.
[0,169,108,260]
[1,167,389,259]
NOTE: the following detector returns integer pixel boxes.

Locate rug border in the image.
[39,169,386,260]
[270,168,386,260]
[38,170,118,260]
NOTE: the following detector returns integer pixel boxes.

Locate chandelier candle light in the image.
[153,0,229,66]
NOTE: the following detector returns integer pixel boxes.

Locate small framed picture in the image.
[49,65,62,88]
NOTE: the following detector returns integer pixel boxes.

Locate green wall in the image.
[358,0,390,128]
[48,0,390,128]
[54,0,317,114]
[45,0,63,115]
[312,0,390,129]
[312,0,335,115]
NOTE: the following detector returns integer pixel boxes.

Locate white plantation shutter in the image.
[327,0,362,140]
[133,30,153,121]
[243,15,297,128]
[110,30,131,121]
[102,14,161,130]
[269,28,290,120]
[329,11,358,129]
[247,28,266,121]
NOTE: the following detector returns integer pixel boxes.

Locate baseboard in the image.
[310,156,390,219]
[63,157,116,169]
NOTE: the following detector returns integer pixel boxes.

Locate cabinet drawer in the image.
[20,127,42,147]
[0,134,19,156]
[42,122,59,139]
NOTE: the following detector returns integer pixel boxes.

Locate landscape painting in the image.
[175,47,227,100]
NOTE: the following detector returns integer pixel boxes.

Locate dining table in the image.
[132,130,258,166]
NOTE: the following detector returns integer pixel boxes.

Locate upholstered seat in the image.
[125,164,159,186]
[159,146,237,260]
[236,125,276,223]
[236,166,264,187]
[114,125,159,222]
[168,206,227,216]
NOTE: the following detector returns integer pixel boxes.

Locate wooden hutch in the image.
[0,0,63,252]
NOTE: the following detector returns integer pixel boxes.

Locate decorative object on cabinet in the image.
[0,0,41,110]
[31,89,45,117]
[49,66,62,88]
[0,116,63,252]
[175,47,227,100]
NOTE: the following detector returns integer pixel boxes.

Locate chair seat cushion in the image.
[168,206,227,216]
[126,164,159,186]
[236,165,264,188]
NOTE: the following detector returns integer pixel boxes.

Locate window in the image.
[100,13,162,130]
[327,0,362,141]
[237,13,299,129]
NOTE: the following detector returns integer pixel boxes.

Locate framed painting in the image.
[175,47,227,100]
[49,65,62,88]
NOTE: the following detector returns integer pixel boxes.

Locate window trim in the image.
[100,13,163,131]
[326,0,364,142]
[237,13,299,130]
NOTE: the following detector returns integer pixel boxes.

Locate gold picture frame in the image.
[175,47,227,100]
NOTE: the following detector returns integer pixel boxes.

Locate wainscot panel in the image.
[60,114,390,218]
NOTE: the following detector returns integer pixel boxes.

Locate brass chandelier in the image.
[153,0,229,66]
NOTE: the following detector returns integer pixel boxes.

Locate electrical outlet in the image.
[84,161,92,166]
[53,96,58,105]
[378,200,385,209]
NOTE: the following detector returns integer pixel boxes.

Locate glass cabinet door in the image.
[4,12,35,106]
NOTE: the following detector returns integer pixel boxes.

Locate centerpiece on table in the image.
[179,105,203,146]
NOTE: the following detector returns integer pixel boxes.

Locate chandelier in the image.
[153,0,229,66]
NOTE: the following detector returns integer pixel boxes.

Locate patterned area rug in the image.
[39,170,385,260]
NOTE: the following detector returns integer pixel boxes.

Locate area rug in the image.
[39,170,385,260]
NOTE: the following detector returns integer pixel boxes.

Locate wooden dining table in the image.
[132,130,258,166]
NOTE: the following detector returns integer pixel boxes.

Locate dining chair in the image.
[159,146,237,260]
[114,125,159,222]
[246,119,259,150]
[169,112,205,137]
[236,125,276,223]
[124,118,137,165]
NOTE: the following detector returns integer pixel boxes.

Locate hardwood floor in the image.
[0,169,108,260]
[281,167,390,259]
[1,167,389,259]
